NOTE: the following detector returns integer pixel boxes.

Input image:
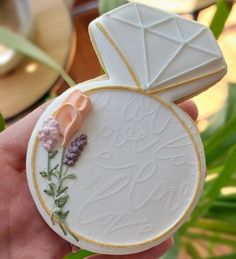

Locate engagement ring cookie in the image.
[26,3,227,255]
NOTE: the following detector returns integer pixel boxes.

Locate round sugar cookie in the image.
[26,3,227,255]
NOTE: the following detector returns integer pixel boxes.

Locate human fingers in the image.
[178,100,198,121]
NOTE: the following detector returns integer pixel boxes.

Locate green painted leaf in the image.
[59,220,68,236]
[210,0,233,39]
[99,0,127,14]
[56,197,68,208]
[61,210,69,219]
[49,164,59,173]
[58,186,69,195]
[49,182,56,195]
[44,189,53,196]
[49,164,60,177]
[39,171,48,178]
[0,113,5,132]
[0,26,75,86]
[63,174,76,180]
[49,150,58,159]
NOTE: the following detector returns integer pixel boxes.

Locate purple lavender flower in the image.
[38,117,60,151]
[63,134,88,167]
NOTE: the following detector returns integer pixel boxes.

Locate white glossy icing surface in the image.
[89,3,226,101]
[27,87,205,254]
[70,90,200,242]
[26,2,226,255]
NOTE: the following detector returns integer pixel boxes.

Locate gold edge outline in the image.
[88,25,109,78]
[96,21,142,90]
[174,78,224,104]
[31,86,203,249]
[32,139,51,215]
[89,19,226,102]
[146,67,226,95]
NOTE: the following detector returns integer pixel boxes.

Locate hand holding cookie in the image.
[25,2,227,256]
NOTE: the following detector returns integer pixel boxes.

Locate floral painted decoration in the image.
[37,90,92,241]
[38,117,60,151]
[63,134,88,167]
[54,89,92,147]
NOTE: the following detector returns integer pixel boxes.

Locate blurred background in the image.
[0,0,236,258]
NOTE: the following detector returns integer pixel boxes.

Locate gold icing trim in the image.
[88,26,109,77]
[31,86,203,248]
[32,139,50,215]
[146,67,226,95]
[89,19,225,102]
[96,21,142,90]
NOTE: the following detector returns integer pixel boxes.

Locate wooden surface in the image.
[53,0,101,96]
[0,0,74,119]
[70,4,101,84]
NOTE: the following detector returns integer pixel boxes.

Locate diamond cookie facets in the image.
[63,134,88,167]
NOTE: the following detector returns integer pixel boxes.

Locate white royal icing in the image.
[27,3,226,255]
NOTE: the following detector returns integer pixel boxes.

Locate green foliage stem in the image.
[99,0,127,14]
[210,0,233,39]
[0,27,75,87]
[0,113,5,132]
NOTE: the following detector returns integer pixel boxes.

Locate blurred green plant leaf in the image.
[207,254,236,259]
[200,84,236,169]
[205,201,236,225]
[182,143,236,232]
[212,200,236,210]
[200,106,226,143]
[185,232,236,248]
[0,26,75,87]
[99,0,127,14]
[210,0,233,39]
[225,83,236,121]
[64,250,94,259]
[204,115,236,167]
[193,218,236,236]
[0,113,5,132]
[185,242,201,259]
